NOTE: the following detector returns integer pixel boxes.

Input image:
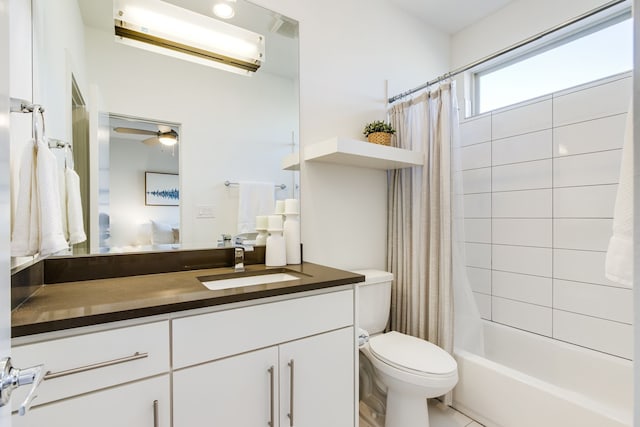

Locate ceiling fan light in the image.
[158,133,178,146]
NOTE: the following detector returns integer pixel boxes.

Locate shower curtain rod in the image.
[388,0,628,104]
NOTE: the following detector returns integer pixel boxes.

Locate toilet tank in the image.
[353,269,394,335]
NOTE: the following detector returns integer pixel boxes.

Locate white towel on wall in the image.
[11,141,39,256]
[605,105,633,287]
[237,181,275,233]
[65,168,87,245]
[36,140,68,255]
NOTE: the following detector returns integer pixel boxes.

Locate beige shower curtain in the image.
[387,82,457,402]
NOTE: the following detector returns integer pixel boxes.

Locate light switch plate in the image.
[196,205,215,218]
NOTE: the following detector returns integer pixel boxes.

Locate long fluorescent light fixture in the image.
[113,0,265,75]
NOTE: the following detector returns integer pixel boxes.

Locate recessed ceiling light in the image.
[213,2,235,19]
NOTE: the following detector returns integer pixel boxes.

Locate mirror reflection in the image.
[29,0,300,258]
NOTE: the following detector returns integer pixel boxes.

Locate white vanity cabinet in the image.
[11,321,170,427]
[172,289,356,427]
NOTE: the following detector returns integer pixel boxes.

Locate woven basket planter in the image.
[367,132,392,146]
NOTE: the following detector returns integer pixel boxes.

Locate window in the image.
[474,12,632,114]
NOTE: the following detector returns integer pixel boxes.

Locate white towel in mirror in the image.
[237,181,275,234]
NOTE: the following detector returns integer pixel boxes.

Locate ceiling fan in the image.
[113,125,179,146]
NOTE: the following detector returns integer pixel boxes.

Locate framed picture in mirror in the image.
[145,172,179,206]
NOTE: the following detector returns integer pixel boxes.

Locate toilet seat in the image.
[368,331,457,376]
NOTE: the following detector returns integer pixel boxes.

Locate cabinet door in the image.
[173,346,279,427]
[12,374,170,427]
[279,327,355,427]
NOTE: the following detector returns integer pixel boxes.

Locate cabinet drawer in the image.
[173,289,354,368]
[11,321,169,410]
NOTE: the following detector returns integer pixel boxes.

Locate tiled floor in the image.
[360,399,484,427]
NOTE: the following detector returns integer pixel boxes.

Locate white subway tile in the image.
[493,270,552,306]
[553,310,632,359]
[492,189,552,218]
[474,292,492,320]
[553,279,633,324]
[460,115,491,147]
[553,77,631,127]
[492,297,552,336]
[465,219,491,243]
[467,267,491,294]
[461,142,491,170]
[492,219,552,247]
[553,114,626,157]
[553,150,622,188]
[466,243,491,269]
[492,129,552,166]
[553,185,617,218]
[492,245,552,277]
[553,219,613,251]
[463,193,491,218]
[493,159,552,192]
[462,168,491,194]
[492,99,552,139]
[553,249,621,287]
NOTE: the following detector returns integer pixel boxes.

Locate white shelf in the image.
[304,137,423,170]
[281,151,300,171]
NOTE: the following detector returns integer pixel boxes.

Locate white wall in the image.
[251,0,450,270]
[84,27,297,249]
[451,0,614,69]
[109,138,179,247]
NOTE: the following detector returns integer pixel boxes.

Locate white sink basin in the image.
[200,272,300,291]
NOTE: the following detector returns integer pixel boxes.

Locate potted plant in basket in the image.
[363,120,396,146]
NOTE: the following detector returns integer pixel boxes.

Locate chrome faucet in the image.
[234,247,245,272]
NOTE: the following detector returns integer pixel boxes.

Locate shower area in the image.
[384,1,633,426]
[452,72,633,427]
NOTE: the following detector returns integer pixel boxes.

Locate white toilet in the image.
[356,269,458,427]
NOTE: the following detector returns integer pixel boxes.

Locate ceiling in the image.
[389,0,515,34]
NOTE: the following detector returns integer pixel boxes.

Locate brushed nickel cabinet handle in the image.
[287,359,294,427]
[267,366,275,426]
[153,399,159,427]
[43,352,149,380]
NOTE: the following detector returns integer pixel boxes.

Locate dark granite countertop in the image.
[11,262,364,337]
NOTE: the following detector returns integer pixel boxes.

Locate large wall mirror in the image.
[28,0,299,259]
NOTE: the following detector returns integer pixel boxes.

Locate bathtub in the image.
[452,321,633,427]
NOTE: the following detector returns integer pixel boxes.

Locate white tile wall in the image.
[492,219,552,247]
[465,243,491,269]
[462,168,491,194]
[461,142,491,170]
[553,219,613,251]
[463,193,491,218]
[460,115,491,146]
[553,150,622,188]
[460,73,630,359]
[492,129,552,166]
[467,267,491,294]
[492,189,552,218]
[553,185,618,218]
[492,245,552,277]
[464,219,491,243]
[492,270,552,306]
[553,114,626,157]
[493,159,552,192]
[553,77,631,127]
[553,310,632,359]
[553,279,633,324]
[553,249,621,288]
[492,99,552,139]
[492,297,552,336]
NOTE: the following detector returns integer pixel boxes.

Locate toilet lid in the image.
[369,331,457,375]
